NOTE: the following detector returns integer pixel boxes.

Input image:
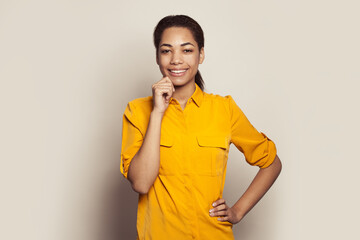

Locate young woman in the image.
[120,15,282,240]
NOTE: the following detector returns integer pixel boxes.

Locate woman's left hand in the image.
[209,198,242,224]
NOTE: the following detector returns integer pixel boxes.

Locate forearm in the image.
[232,155,282,220]
[127,111,163,194]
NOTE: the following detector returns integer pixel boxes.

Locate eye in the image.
[160,49,170,54]
[184,49,193,53]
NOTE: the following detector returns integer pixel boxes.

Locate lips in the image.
[170,69,187,73]
[168,68,188,77]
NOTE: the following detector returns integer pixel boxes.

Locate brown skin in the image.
[128,26,282,225]
[128,27,202,193]
[127,77,175,194]
[210,155,282,224]
[157,27,204,110]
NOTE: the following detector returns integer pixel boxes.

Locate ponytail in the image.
[195,71,204,91]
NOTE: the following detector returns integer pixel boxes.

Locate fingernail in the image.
[212,203,216,207]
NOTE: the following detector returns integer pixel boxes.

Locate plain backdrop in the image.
[1,0,359,239]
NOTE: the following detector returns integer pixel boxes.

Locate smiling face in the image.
[156,27,204,88]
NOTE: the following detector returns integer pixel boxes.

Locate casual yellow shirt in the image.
[120,83,277,240]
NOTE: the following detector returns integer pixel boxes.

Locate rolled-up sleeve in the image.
[120,102,144,179]
[227,95,277,168]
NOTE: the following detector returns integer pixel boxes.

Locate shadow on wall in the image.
[99,174,138,240]
[93,37,154,240]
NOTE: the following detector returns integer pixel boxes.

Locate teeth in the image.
[171,69,186,73]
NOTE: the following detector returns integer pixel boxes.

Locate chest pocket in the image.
[195,135,229,176]
[159,137,177,175]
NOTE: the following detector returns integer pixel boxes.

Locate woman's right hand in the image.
[152,76,175,114]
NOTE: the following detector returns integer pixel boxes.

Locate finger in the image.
[162,90,173,104]
[161,86,174,98]
[213,204,227,212]
[154,82,174,89]
[158,76,171,84]
[154,86,173,95]
[212,198,226,207]
[163,76,172,82]
[162,77,175,91]
[153,81,173,90]
[163,89,173,99]
[209,204,227,215]
[210,210,227,217]
[217,216,230,222]
[154,77,170,87]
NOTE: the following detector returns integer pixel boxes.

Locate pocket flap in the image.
[160,137,174,147]
[196,135,228,149]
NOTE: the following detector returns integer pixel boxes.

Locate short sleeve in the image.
[227,95,277,168]
[120,102,144,179]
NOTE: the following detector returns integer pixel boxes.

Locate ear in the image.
[156,52,159,65]
[199,47,205,64]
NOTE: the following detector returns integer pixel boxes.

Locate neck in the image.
[172,81,196,103]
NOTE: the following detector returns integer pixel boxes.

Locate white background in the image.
[1,0,359,239]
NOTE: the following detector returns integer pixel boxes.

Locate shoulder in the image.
[200,92,237,120]
[203,91,235,107]
[125,96,153,116]
[127,96,153,111]
[203,92,242,120]
[203,91,233,100]
[123,96,153,134]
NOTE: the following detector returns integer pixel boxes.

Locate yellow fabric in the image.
[120,83,277,240]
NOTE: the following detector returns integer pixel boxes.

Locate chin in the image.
[170,77,194,87]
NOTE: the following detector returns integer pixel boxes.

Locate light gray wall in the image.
[1,0,359,239]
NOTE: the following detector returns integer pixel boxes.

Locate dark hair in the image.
[153,15,205,91]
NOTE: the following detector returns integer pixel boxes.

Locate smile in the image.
[169,69,187,73]
[168,69,188,77]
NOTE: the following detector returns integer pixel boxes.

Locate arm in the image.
[210,154,282,224]
[127,77,174,194]
[127,111,163,194]
[231,154,282,221]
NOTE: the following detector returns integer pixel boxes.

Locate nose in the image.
[170,51,183,65]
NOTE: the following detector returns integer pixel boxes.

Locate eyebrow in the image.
[160,42,195,47]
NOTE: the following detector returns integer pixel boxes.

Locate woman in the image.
[120,15,282,240]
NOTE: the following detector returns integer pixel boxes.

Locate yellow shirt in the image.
[120,83,277,240]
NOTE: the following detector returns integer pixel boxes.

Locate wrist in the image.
[231,205,245,222]
[151,110,164,119]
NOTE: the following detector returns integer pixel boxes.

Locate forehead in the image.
[160,27,198,47]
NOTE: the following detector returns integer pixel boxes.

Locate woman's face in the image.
[157,27,204,88]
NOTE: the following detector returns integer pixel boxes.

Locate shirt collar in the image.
[191,82,204,107]
[169,83,204,107]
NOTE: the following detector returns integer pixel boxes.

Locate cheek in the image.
[188,52,200,61]
[158,57,169,68]
[187,56,200,68]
